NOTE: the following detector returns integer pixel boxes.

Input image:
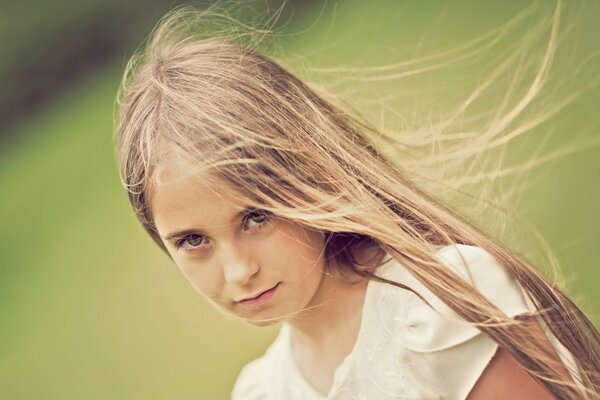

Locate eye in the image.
[177,234,208,250]
[243,209,271,231]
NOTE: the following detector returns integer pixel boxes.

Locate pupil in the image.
[188,236,203,246]
[253,214,265,222]
[248,211,266,227]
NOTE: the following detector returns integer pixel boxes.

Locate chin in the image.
[245,318,280,327]
[239,309,295,327]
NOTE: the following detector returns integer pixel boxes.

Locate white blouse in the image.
[231,244,582,400]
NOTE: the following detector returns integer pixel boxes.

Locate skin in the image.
[150,156,371,395]
[149,155,368,332]
[150,156,576,398]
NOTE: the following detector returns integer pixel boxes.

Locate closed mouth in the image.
[236,283,280,305]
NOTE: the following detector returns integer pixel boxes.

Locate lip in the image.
[236,283,280,308]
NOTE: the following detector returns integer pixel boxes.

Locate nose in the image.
[221,247,259,286]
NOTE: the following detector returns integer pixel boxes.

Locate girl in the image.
[114,4,600,399]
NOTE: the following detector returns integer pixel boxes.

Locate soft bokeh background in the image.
[1,1,598,399]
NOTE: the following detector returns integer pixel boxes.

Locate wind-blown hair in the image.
[114,4,599,399]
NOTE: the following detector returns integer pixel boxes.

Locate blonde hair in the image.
[114,3,599,399]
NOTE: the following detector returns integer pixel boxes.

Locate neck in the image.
[286,243,382,349]
[287,269,369,350]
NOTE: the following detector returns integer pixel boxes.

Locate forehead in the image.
[149,154,248,232]
[151,150,238,199]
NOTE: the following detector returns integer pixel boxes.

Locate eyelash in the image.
[176,209,271,251]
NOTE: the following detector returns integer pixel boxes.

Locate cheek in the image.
[176,259,222,299]
[266,223,325,274]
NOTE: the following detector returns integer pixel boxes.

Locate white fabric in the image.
[231,244,581,400]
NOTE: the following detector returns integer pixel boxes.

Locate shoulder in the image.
[388,244,533,399]
[396,244,530,350]
[365,245,535,399]
[376,244,531,324]
[435,244,517,288]
[433,244,530,317]
[435,243,511,285]
[367,244,532,361]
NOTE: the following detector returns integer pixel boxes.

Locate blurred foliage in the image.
[0,0,598,399]
[0,0,183,140]
[0,0,309,145]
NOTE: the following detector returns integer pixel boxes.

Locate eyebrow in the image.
[162,206,255,242]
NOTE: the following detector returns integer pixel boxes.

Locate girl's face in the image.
[149,159,328,326]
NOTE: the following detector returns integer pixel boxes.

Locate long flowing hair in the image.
[114,3,600,399]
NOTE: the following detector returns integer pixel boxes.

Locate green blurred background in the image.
[1,1,598,399]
